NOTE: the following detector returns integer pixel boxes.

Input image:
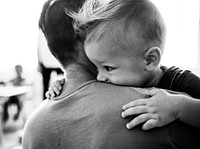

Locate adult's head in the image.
[15,64,23,76]
[70,0,166,87]
[38,0,97,76]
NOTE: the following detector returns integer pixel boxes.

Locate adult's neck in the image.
[62,64,96,93]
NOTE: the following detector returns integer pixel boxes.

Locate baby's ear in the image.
[144,46,161,71]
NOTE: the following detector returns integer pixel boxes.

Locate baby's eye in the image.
[104,66,115,71]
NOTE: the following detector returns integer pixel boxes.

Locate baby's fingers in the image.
[122,106,147,118]
[45,88,56,99]
[142,119,158,130]
[126,113,151,129]
[52,80,63,91]
[122,99,147,110]
[45,91,51,99]
[50,85,59,96]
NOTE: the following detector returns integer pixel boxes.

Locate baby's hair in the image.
[68,0,166,52]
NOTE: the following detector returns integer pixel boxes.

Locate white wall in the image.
[0,0,47,70]
[152,0,200,75]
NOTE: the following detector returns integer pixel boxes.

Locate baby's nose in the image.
[97,74,109,82]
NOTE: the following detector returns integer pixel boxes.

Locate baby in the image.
[47,0,200,130]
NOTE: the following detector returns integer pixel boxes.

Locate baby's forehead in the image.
[97,29,142,57]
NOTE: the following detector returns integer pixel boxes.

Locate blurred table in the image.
[0,86,30,98]
[0,85,30,145]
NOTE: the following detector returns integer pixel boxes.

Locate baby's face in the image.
[85,35,147,87]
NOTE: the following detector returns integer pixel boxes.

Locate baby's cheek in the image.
[116,77,136,86]
[110,77,125,85]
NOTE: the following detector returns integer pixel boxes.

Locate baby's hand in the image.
[121,88,178,130]
[45,78,65,99]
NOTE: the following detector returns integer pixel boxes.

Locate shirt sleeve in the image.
[172,69,200,99]
[160,66,200,99]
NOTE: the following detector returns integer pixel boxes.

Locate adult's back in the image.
[23,81,200,149]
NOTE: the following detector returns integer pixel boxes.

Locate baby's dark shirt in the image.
[157,66,200,99]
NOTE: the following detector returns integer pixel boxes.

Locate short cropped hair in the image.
[71,0,166,52]
[39,0,84,67]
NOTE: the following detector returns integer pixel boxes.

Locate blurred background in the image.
[0,0,199,148]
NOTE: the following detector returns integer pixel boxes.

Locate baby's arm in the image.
[45,78,65,99]
[122,88,200,130]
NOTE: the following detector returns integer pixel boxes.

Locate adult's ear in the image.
[144,46,161,71]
